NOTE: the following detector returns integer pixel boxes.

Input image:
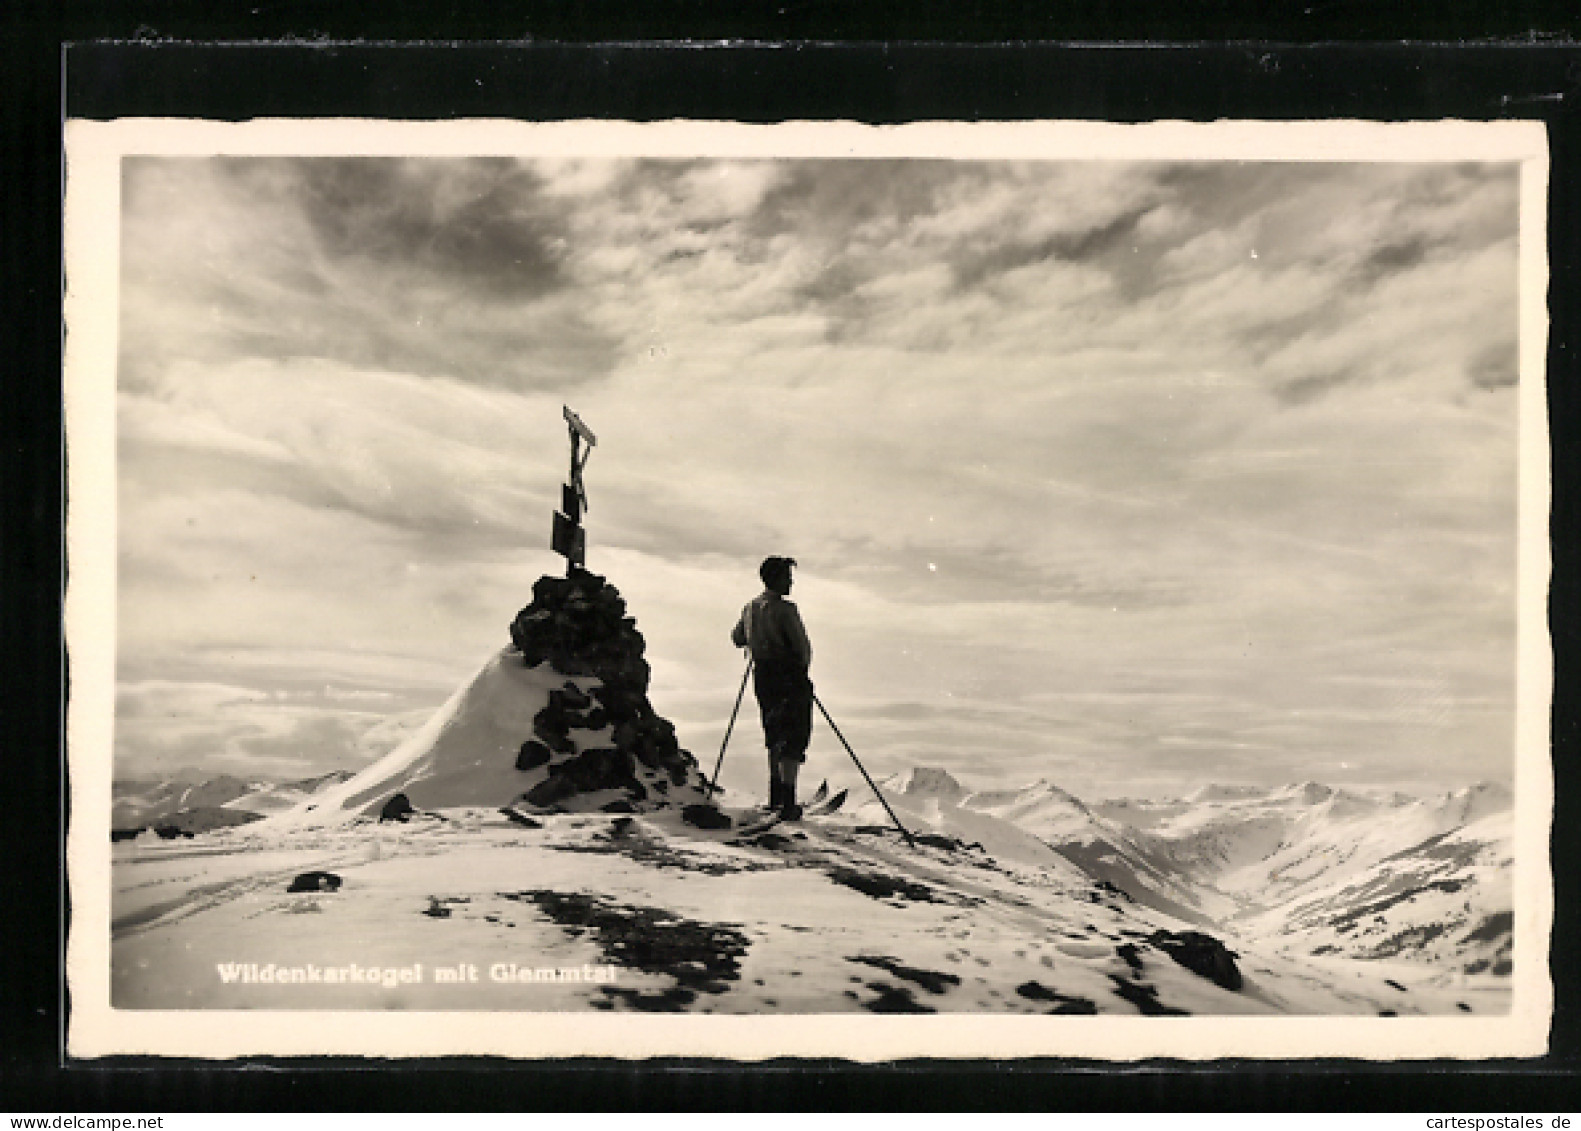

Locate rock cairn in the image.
[509,569,709,812]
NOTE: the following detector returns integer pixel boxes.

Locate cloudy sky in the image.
[113,152,1522,798]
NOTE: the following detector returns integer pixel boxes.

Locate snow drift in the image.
[271,569,715,826]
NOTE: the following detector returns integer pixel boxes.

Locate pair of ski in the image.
[734,780,848,837]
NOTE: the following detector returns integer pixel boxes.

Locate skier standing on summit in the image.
[731,556,814,820]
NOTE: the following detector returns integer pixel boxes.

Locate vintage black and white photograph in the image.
[64,119,1551,1059]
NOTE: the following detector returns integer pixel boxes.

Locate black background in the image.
[6,1,1581,1113]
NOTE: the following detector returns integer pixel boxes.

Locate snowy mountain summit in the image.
[888,766,969,805]
[273,569,716,826]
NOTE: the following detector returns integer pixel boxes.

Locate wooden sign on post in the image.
[551,510,585,566]
[554,406,597,574]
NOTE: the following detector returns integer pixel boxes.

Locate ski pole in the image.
[706,655,754,798]
[812,692,916,848]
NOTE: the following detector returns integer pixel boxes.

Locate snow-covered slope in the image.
[1093,780,1514,974]
[272,649,570,822]
[864,768,1514,976]
[112,774,265,828]
[107,556,1513,1018]
[269,648,714,825]
[873,774,1236,925]
[269,571,716,826]
[109,801,1508,1015]
[220,770,355,814]
[1234,809,1513,973]
[887,766,970,807]
[871,769,1087,874]
[113,770,357,830]
[108,749,1516,1015]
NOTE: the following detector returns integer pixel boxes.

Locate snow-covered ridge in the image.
[110,790,1514,1016]
[866,767,1513,974]
[127,743,1516,980]
[112,770,354,832]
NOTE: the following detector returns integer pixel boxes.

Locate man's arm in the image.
[783,603,812,668]
[731,606,749,649]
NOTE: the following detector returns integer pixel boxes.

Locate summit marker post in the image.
[554,406,597,574]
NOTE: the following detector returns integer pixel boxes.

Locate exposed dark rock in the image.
[1463,911,1513,945]
[524,774,578,808]
[613,715,686,773]
[498,807,542,829]
[859,982,935,1013]
[601,799,638,814]
[509,569,706,813]
[379,793,415,822]
[506,889,749,1010]
[544,688,600,734]
[1327,878,1469,928]
[1108,975,1189,1016]
[1015,981,1099,1014]
[565,747,638,792]
[1115,942,1145,972]
[681,804,733,830]
[847,955,960,995]
[826,866,945,904]
[153,825,193,840]
[852,824,908,839]
[1365,922,1450,959]
[557,682,592,712]
[1465,955,1514,976]
[599,985,697,1012]
[1016,980,1059,1001]
[1147,929,1242,992]
[510,570,648,691]
[548,831,770,876]
[516,740,553,771]
[612,720,642,752]
[287,870,342,893]
[592,685,649,725]
[532,713,575,755]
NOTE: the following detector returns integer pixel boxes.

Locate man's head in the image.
[759,556,797,595]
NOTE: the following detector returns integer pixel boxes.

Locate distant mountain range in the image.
[111,770,356,836]
[874,768,1512,976]
[115,755,1513,977]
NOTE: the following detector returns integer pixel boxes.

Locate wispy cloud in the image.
[114,154,1521,795]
